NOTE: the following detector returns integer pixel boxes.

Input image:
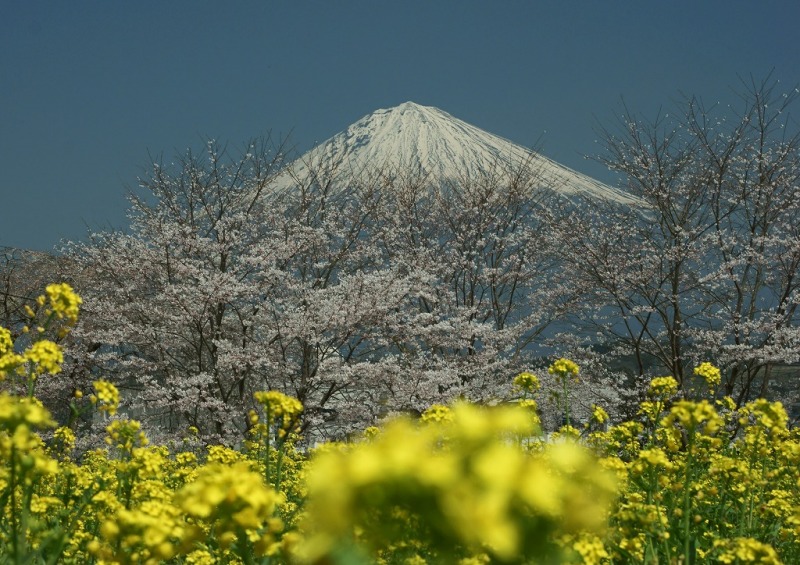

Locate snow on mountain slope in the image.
[274,102,638,205]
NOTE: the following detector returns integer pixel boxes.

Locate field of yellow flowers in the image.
[1,285,799,564]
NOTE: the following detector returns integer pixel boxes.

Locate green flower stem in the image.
[274,444,285,493]
[26,373,36,398]
[10,444,20,563]
[264,406,272,487]
[683,433,694,565]
[236,529,256,565]
[738,448,760,537]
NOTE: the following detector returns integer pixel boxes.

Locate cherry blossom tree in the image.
[687,77,800,402]
[560,76,800,404]
[66,138,298,442]
[64,137,586,442]
[369,161,581,414]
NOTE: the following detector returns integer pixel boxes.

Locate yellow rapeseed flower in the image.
[0,326,13,356]
[661,400,723,437]
[92,500,186,564]
[176,461,283,551]
[420,403,454,424]
[648,376,678,398]
[45,282,82,323]
[302,402,615,563]
[105,419,148,453]
[0,351,25,380]
[740,399,789,435]
[591,404,609,425]
[52,426,76,454]
[91,379,120,416]
[694,362,721,388]
[0,393,55,430]
[513,371,540,394]
[548,358,580,379]
[23,340,64,377]
[572,534,611,565]
[713,537,782,564]
[254,390,303,432]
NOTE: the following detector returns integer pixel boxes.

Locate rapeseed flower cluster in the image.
[512,371,540,394]
[176,461,285,555]
[591,404,609,425]
[91,500,187,564]
[588,364,800,564]
[549,357,581,428]
[549,358,580,379]
[420,403,454,424]
[2,287,800,564]
[648,375,679,398]
[0,283,78,395]
[712,537,783,564]
[0,351,25,381]
[661,399,724,437]
[51,425,76,456]
[0,327,13,355]
[301,402,616,563]
[91,379,121,416]
[106,419,149,453]
[694,361,722,389]
[23,340,63,377]
[254,390,303,435]
[0,393,55,430]
[44,282,82,323]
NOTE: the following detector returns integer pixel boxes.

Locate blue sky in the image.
[2,1,798,251]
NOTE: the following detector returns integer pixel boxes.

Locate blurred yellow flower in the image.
[176,461,283,551]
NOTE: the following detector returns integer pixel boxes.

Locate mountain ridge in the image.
[275,101,638,205]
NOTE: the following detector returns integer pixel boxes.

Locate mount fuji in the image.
[275,101,638,205]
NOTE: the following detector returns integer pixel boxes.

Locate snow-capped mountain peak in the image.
[276,102,638,205]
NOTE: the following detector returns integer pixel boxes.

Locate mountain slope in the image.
[275,102,637,205]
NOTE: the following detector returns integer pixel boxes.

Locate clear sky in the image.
[2,1,798,251]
